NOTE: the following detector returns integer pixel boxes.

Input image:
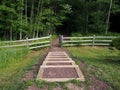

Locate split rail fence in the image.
[60,35,118,47]
[0,35,51,49]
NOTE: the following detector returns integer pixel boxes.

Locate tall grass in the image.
[67,46,120,90]
[0,47,48,90]
[0,48,29,68]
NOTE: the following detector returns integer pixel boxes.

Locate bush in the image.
[112,38,120,50]
[71,32,83,37]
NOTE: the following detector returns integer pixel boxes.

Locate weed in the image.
[35,80,48,88]
[59,82,68,90]
[48,82,58,90]
[69,79,83,86]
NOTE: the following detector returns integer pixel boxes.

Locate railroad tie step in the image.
[37,65,85,82]
[36,51,85,82]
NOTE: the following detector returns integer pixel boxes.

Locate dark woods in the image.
[59,0,120,35]
[0,0,120,40]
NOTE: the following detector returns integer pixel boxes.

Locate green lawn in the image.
[66,46,120,90]
[0,48,48,90]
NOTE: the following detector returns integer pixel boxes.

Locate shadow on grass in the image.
[104,56,120,64]
[73,55,120,66]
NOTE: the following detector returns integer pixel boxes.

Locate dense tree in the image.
[0,0,120,40]
[60,0,120,35]
[0,0,71,40]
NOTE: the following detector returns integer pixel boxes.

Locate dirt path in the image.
[22,38,110,90]
[37,38,85,82]
[50,38,64,51]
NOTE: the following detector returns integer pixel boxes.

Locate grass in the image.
[0,48,29,68]
[35,80,59,90]
[0,47,48,90]
[66,46,120,90]
[34,79,84,90]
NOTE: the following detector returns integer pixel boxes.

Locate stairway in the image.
[36,38,85,82]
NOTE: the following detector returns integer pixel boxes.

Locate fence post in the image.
[50,35,52,48]
[59,35,63,47]
[26,37,29,48]
[92,35,95,47]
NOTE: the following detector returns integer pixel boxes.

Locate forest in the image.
[0,0,120,40]
[0,0,120,90]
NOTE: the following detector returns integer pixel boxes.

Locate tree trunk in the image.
[20,31,22,40]
[36,0,43,37]
[86,13,88,34]
[36,0,41,38]
[10,27,12,41]
[25,0,28,24]
[20,0,23,40]
[106,0,113,35]
[10,15,13,41]
[30,0,35,38]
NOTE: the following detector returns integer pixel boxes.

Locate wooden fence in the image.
[60,35,118,47]
[0,35,51,49]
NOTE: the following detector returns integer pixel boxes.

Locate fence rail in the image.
[60,35,118,47]
[0,35,51,49]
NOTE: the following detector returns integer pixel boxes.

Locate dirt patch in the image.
[43,68,78,78]
[79,62,111,90]
[27,85,48,90]
[50,38,64,52]
[88,76,110,90]
[22,60,43,81]
[27,85,40,90]
[67,83,84,90]
[22,51,48,81]
[52,85,63,90]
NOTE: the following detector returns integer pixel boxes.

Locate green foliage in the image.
[67,47,120,89]
[62,0,120,35]
[112,38,120,50]
[69,79,83,86]
[36,80,48,88]
[71,32,83,37]
[59,82,68,90]
[89,11,106,34]
[52,34,58,39]
[0,0,71,40]
[0,0,120,38]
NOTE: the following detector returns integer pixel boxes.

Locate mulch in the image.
[43,68,78,78]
